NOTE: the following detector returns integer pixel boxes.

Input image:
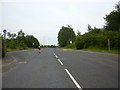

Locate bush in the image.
[75,35,85,49]
[75,30,120,50]
[65,43,76,49]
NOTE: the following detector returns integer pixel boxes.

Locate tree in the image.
[18,30,25,37]
[16,30,26,49]
[115,1,120,12]
[11,33,16,39]
[75,35,85,49]
[58,26,76,47]
[7,32,12,39]
[104,2,120,31]
[7,32,16,39]
[90,27,102,34]
[25,35,40,48]
[87,24,92,32]
[77,30,81,35]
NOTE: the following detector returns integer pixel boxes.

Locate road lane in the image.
[3,48,118,88]
[53,48,118,88]
[3,48,76,88]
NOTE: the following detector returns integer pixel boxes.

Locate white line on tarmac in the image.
[51,49,64,65]
[55,55,58,58]
[65,68,82,90]
[58,59,63,65]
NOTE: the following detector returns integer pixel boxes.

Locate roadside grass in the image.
[7,48,36,52]
[64,43,76,49]
[62,45,119,54]
[81,48,120,54]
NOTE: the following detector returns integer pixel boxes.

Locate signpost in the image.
[3,29,7,57]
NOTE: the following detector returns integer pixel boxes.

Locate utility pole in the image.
[3,29,7,57]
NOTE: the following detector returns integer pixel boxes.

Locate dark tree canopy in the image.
[6,30,40,50]
[58,26,76,47]
[104,2,120,31]
[87,24,92,32]
[25,35,40,48]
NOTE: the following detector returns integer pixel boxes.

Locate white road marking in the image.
[19,61,27,64]
[51,49,64,65]
[65,68,82,90]
[52,51,56,56]
[55,55,58,58]
[58,59,63,65]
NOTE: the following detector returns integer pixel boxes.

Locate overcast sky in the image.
[0,0,119,45]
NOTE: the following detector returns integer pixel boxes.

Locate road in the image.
[3,48,118,89]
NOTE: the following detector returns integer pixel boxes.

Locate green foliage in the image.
[65,43,76,49]
[18,30,25,37]
[58,26,76,47]
[75,35,85,49]
[75,30,120,50]
[25,35,39,48]
[87,24,92,32]
[7,39,16,49]
[7,32,16,39]
[104,2,120,31]
[6,30,40,51]
[1,36,4,57]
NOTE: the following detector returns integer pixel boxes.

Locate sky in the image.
[0,0,119,45]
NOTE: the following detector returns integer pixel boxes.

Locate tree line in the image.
[2,30,40,57]
[58,2,120,50]
[6,30,40,49]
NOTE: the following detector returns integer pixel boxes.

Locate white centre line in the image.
[55,55,58,58]
[51,49,64,65]
[58,59,63,65]
[65,68,82,90]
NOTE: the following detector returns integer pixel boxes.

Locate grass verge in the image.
[81,48,120,54]
[7,48,35,52]
[63,46,119,54]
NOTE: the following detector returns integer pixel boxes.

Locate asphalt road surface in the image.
[3,48,118,89]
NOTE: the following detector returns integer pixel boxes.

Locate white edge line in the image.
[58,59,63,65]
[65,68,82,90]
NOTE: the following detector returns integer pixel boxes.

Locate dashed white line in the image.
[51,49,82,89]
[51,49,63,65]
[58,59,63,65]
[55,55,58,58]
[65,68,82,90]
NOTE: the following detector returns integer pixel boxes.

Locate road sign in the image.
[3,29,7,33]
[70,41,72,44]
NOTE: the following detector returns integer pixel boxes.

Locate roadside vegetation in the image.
[6,30,40,50]
[2,30,40,57]
[58,2,120,54]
